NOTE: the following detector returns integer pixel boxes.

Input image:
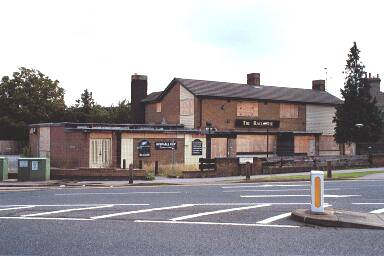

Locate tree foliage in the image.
[0,67,66,140]
[334,42,382,144]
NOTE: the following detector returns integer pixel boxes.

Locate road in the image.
[0,179,383,255]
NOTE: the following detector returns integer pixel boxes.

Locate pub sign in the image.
[155,141,177,150]
[191,139,203,155]
[235,119,279,128]
[137,140,151,157]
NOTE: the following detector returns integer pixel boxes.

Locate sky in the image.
[0,0,383,106]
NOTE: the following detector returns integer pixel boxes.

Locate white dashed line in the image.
[90,204,194,220]
[0,216,92,221]
[0,206,35,211]
[22,205,115,217]
[55,192,181,196]
[257,212,292,224]
[170,204,271,221]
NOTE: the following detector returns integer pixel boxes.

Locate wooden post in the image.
[245,162,251,181]
[327,161,332,179]
[154,161,158,176]
[139,160,143,169]
[123,159,126,170]
[129,164,134,184]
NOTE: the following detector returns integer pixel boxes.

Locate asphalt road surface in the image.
[0,179,383,255]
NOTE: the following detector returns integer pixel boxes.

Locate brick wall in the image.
[200,98,306,131]
[50,127,89,168]
[145,83,181,124]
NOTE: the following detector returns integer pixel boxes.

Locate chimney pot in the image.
[247,73,260,86]
[131,74,148,124]
[369,73,372,78]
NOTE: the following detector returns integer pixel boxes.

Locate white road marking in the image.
[170,204,271,221]
[241,194,360,198]
[193,203,311,206]
[22,205,115,217]
[257,212,292,224]
[352,203,384,205]
[0,216,92,221]
[0,206,35,211]
[222,184,308,189]
[370,208,384,214]
[134,220,299,228]
[223,188,340,193]
[55,192,180,196]
[90,204,194,220]
[256,204,332,225]
[0,204,149,207]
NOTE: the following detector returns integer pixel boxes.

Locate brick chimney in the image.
[363,73,381,97]
[131,74,148,124]
[247,73,261,86]
[312,80,325,91]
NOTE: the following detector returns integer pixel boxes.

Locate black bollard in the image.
[129,164,133,184]
[154,161,159,176]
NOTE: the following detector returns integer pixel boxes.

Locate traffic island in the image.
[291,208,384,229]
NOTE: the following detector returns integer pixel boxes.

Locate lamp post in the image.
[266,128,269,159]
[206,122,213,159]
[355,123,364,155]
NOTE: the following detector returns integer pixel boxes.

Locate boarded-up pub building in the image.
[29,73,348,170]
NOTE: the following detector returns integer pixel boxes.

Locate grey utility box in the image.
[18,158,50,181]
[0,157,8,181]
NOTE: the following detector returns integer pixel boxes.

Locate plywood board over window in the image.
[237,102,258,117]
[156,102,161,113]
[211,138,227,158]
[236,135,276,153]
[294,136,315,155]
[280,103,299,118]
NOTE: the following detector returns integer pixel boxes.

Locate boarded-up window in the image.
[237,102,258,117]
[236,135,276,153]
[180,99,194,115]
[294,136,315,154]
[319,136,339,151]
[280,103,299,118]
[156,102,161,112]
[211,138,227,158]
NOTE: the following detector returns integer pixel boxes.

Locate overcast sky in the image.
[0,0,383,106]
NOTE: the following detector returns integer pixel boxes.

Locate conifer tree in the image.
[334,42,382,144]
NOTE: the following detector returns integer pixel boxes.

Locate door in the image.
[90,139,112,168]
[276,133,294,156]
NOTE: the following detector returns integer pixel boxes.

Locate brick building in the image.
[140,73,346,158]
[29,72,348,170]
[29,123,205,169]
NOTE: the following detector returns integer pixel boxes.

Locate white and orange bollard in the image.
[310,170,324,213]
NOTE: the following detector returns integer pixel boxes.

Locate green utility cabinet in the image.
[0,157,8,181]
[18,158,50,181]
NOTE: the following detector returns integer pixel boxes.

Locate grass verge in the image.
[247,170,384,182]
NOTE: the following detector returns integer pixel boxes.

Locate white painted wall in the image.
[184,134,206,165]
[121,138,133,168]
[180,86,195,128]
[306,105,336,135]
[39,127,50,158]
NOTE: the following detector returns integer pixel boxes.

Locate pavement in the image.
[1,178,384,255]
[2,167,384,189]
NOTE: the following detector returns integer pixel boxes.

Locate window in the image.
[280,103,299,118]
[156,102,161,113]
[237,102,258,117]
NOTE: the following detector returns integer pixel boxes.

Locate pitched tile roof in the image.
[143,78,342,105]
